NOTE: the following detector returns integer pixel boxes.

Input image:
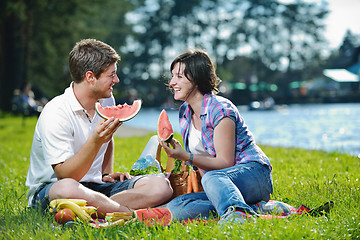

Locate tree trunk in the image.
[0,16,25,111]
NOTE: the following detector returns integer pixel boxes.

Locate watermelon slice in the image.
[157,109,173,143]
[95,100,142,122]
[134,207,172,227]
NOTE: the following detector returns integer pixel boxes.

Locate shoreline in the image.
[114,124,155,138]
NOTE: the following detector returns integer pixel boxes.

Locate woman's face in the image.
[169,62,194,101]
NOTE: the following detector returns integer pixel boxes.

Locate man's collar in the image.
[64,82,82,112]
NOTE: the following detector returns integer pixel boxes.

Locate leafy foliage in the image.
[171,158,182,173]
[0,0,136,109]
[130,166,161,176]
[0,0,342,110]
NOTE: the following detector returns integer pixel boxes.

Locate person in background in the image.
[11,83,45,116]
[26,39,173,216]
[160,49,273,224]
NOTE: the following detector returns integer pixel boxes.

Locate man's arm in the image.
[102,138,114,175]
[101,138,133,183]
[53,117,121,181]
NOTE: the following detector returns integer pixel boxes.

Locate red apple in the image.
[54,208,75,224]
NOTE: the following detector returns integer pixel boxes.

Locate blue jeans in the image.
[167,161,273,221]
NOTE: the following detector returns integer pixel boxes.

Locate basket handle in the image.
[156,144,175,173]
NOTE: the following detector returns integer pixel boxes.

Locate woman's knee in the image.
[201,170,224,188]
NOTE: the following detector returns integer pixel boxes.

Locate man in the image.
[25,39,173,215]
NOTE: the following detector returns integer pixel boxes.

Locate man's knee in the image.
[136,175,173,198]
[49,178,81,200]
[155,176,173,197]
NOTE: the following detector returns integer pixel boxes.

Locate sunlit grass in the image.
[0,114,359,239]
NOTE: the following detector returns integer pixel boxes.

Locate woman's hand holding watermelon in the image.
[159,137,189,163]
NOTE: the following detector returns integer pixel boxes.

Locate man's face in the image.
[93,63,119,99]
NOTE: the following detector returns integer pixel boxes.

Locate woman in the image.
[159,49,273,224]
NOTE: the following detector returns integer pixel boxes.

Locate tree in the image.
[242,0,329,102]
[0,0,136,111]
[117,0,190,106]
[330,30,360,68]
[0,0,28,111]
[0,0,333,111]
[122,0,330,105]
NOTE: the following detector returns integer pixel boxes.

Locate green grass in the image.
[0,114,359,239]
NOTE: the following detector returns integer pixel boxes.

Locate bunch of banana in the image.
[49,199,96,222]
[81,206,97,216]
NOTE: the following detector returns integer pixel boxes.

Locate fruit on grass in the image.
[106,212,134,222]
[157,109,173,143]
[134,207,172,227]
[55,208,75,224]
[49,199,88,209]
[50,199,93,222]
[56,200,93,222]
[95,100,142,122]
[81,206,97,216]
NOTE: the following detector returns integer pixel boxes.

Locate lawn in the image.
[0,114,359,239]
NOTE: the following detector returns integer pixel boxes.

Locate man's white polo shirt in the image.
[25,82,115,206]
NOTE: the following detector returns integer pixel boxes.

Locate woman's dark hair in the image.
[170,49,221,94]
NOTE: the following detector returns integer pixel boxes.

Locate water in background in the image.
[124,103,360,157]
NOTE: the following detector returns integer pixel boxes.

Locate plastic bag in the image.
[130,155,162,176]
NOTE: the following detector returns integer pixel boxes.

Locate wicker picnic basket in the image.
[156,144,203,200]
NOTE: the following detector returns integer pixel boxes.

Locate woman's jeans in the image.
[167,161,273,221]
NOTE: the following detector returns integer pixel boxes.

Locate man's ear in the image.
[85,71,96,84]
